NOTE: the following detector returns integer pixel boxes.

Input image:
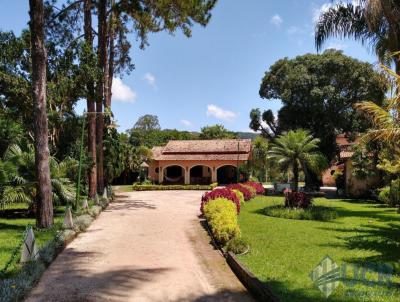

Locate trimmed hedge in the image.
[240,184,257,199]
[201,188,241,214]
[232,189,245,205]
[132,183,217,191]
[203,198,240,244]
[244,181,265,195]
[226,184,252,201]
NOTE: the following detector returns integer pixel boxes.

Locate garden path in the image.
[26,190,253,302]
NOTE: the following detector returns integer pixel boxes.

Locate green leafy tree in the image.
[250,136,269,181]
[315,0,400,74]
[199,124,236,139]
[268,130,328,191]
[252,50,387,162]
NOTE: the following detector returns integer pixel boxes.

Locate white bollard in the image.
[20,227,39,262]
[63,207,74,229]
[94,194,100,205]
[102,190,108,200]
[82,198,89,209]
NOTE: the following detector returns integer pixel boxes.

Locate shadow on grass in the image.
[318,222,400,271]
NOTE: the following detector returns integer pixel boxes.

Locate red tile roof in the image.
[152,139,252,161]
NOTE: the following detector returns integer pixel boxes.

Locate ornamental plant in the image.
[201,188,240,214]
[226,184,252,201]
[283,189,312,209]
[231,189,244,205]
[244,181,265,195]
[203,198,241,244]
[240,184,257,199]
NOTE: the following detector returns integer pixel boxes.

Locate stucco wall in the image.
[148,160,246,184]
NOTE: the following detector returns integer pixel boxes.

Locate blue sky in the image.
[1,0,377,132]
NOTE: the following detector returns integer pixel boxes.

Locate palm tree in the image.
[315,0,400,74]
[251,136,269,181]
[0,145,75,211]
[268,130,328,191]
[355,63,400,143]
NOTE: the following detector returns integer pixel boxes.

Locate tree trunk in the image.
[292,161,299,192]
[96,0,108,194]
[84,0,97,199]
[29,0,53,228]
[105,0,115,108]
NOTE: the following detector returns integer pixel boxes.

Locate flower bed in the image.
[201,188,240,214]
[226,184,253,201]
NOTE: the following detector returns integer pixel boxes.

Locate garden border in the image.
[201,208,281,302]
[0,197,112,302]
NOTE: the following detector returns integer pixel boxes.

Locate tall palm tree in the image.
[268,130,328,191]
[315,0,400,74]
[356,64,400,143]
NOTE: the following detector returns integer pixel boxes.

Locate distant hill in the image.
[236,132,259,140]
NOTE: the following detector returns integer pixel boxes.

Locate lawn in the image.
[0,203,65,277]
[237,196,400,302]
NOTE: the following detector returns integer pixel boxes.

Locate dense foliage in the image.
[203,198,240,244]
[201,188,240,214]
[251,50,387,162]
[226,184,252,201]
[283,190,312,209]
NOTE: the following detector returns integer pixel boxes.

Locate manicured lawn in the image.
[237,196,400,302]
[0,203,64,277]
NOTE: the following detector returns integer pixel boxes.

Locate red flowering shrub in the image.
[284,189,312,208]
[244,182,265,195]
[240,184,257,198]
[226,184,252,201]
[201,188,240,214]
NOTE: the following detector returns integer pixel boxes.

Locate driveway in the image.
[26,190,254,302]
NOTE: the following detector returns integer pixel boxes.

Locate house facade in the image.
[148,139,252,185]
[322,134,379,197]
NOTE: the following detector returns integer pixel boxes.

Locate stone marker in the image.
[64,207,74,229]
[82,198,89,209]
[21,227,39,262]
[102,190,108,200]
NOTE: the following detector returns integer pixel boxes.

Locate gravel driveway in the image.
[26,190,254,302]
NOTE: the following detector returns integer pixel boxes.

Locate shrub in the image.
[263,205,337,221]
[210,182,218,189]
[378,186,391,204]
[226,237,249,254]
[244,181,265,195]
[231,189,244,205]
[201,188,240,214]
[203,198,240,244]
[284,189,312,208]
[240,184,257,199]
[226,184,252,201]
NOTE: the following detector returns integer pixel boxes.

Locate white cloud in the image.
[312,2,334,23]
[143,72,156,88]
[180,119,193,127]
[270,14,283,27]
[112,78,137,103]
[206,104,237,121]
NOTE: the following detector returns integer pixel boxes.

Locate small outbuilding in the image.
[148,139,252,185]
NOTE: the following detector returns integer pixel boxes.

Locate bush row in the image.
[201,181,264,253]
[132,183,218,191]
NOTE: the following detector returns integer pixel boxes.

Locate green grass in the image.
[0,203,65,278]
[112,185,132,192]
[237,196,400,302]
[262,204,338,221]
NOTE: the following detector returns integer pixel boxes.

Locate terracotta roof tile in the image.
[151,139,252,161]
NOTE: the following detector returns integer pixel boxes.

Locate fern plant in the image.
[0,145,76,210]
